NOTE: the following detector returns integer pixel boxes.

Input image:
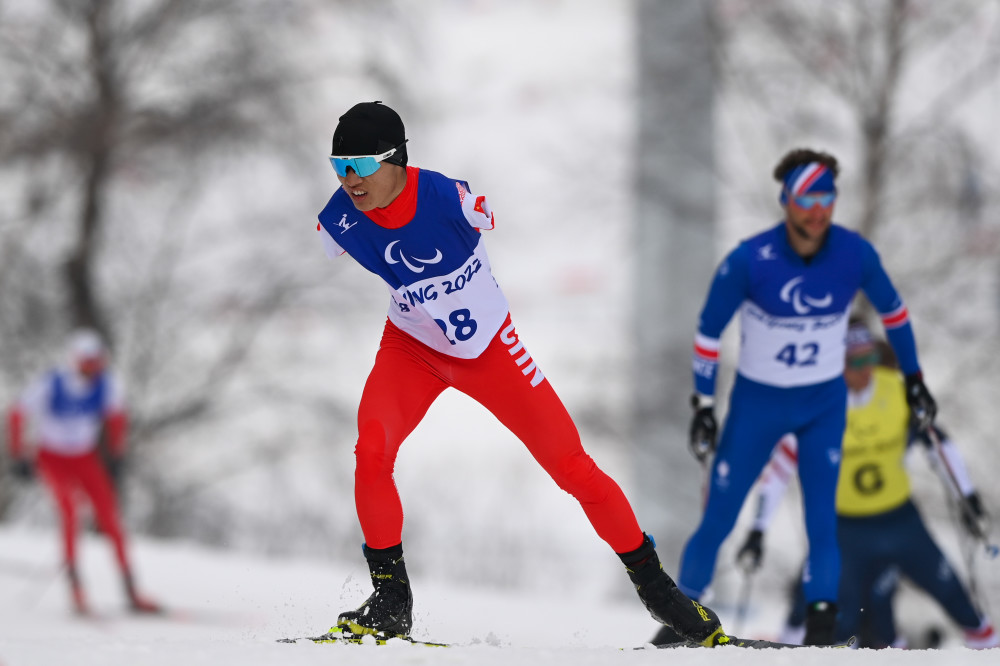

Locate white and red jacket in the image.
[8,367,127,459]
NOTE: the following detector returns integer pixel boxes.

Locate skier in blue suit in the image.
[675,149,936,645]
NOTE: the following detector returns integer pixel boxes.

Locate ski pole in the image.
[732,563,754,636]
[924,426,999,559]
[18,561,67,610]
[698,455,711,511]
[0,557,59,580]
[960,528,986,615]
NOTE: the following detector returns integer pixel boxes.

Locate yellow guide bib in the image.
[836,367,911,517]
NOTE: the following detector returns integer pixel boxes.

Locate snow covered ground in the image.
[0,526,996,666]
[2,2,999,665]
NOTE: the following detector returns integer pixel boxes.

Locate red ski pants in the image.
[36,449,130,571]
[354,315,644,554]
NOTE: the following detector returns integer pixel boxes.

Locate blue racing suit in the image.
[678,222,920,604]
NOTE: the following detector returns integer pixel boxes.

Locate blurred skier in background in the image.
[315,100,729,646]
[7,329,159,616]
[734,321,998,649]
[676,149,936,645]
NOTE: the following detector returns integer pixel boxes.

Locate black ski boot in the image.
[803,601,838,646]
[337,543,413,638]
[122,570,162,614]
[650,623,687,647]
[620,534,728,647]
[68,565,88,615]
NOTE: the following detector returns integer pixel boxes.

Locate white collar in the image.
[847,380,875,409]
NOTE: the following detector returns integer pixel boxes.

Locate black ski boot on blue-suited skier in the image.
[620,534,729,647]
[803,601,837,646]
[336,543,413,638]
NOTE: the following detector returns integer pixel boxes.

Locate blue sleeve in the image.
[693,245,751,396]
[859,241,921,376]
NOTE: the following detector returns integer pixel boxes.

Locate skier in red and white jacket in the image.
[7,329,159,615]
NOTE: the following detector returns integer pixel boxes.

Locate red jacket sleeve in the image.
[7,407,25,459]
[105,410,128,457]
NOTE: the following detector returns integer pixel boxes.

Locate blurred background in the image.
[1,0,998,630]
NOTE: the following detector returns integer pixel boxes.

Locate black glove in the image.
[737,529,764,571]
[905,372,937,431]
[960,492,987,538]
[689,394,718,463]
[11,459,34,481]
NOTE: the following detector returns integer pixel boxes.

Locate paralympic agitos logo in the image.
[384,240,443,273]
[779,276,833,314]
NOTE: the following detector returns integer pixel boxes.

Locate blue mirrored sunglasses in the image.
[329,145,400,178]
[792,192,836,209]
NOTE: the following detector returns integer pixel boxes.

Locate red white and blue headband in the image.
[779,161,837,206]
[845,324,875,352]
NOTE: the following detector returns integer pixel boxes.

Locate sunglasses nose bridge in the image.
[331,157,368,179]
[794,197,830,211]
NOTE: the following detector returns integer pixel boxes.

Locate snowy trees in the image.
[0,0,350,528]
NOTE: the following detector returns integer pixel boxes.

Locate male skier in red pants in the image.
[8,329,159,615]
[317,101,728,645]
